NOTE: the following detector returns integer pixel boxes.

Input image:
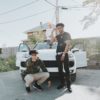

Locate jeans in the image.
[56,53,71,89]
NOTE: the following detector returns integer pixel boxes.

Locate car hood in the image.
[37,49,56,60]
[37,49,73,61]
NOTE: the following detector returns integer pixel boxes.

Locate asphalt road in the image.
[0,69,100,100]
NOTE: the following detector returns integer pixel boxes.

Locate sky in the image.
[0,0,100,47]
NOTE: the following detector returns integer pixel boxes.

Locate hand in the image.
[53,28,56,31]
[48,80,51,88]
[61,54,65,62]
[52,28,58,33]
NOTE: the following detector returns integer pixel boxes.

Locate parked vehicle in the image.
[16,42,87,82]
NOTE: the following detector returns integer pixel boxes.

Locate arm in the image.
[63,40,72,56]
[24,59,32,74]
[50,28,57,44]
[63,33,71,55]
[61,33,72,61]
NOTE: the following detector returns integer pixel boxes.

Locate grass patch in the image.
[0,56,17,72]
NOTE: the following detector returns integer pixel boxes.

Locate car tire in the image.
[21,73,25,82]
[71,73,76,82]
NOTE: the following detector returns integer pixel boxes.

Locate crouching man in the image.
[24,50,50,93]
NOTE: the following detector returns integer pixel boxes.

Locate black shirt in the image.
[56,32,71,53]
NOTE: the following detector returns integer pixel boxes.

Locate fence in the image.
[0,47,18,59]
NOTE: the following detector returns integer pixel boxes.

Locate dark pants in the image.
[56,53,71,89]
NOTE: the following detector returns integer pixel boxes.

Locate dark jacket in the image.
[25,58,48,74]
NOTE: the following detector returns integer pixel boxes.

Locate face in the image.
[31,53,38,61]
[56,26,64,34]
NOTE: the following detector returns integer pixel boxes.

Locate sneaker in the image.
[57,84,65,89]
[33,82,43,91]
[67,88,72,93]
[26,87,31,93]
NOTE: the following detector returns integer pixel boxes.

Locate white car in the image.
[16,42,87,81]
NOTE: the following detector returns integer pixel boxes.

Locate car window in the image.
[18,43,29,52]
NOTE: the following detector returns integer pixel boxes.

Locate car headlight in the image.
[69,54,73,58]
[69,61,74,67]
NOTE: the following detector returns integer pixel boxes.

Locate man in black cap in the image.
[24,50,50,93]
[51,23,72,93]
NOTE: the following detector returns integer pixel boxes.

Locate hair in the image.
[56,23,64,27]
[29,50,38,55]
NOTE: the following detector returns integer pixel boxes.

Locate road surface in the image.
[0,69,100,100]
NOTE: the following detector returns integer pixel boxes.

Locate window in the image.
[18,43,29,52]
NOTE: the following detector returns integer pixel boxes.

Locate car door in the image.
[16,43,30,68]
[72,48,87,68]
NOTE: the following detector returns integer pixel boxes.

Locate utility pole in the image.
[44,0,68,24]
[55,0,59,24]
[55,0,68,24]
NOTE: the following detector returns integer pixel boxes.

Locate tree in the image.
[82,0,100,29]
[29,35,37,44]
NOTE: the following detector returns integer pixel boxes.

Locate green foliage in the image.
[83,0,96,6]
[82,0,100,29]
[6,56,16,70]
[83,0,100,5]
[29,35,37,44]
[28,31,44,44]
[89,54,100,61]
[0,56,17,72]
[72,39,85,49]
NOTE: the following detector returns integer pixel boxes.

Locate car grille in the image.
[44,61,57,67]
[44,60,74,68]
[20,60,74,68]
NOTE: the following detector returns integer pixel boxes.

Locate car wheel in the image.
[71,73,76,82]
[21,73,25,82]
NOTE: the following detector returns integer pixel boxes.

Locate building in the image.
[24,23,55,45]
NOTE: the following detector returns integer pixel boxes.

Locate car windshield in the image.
[34,42,57,50]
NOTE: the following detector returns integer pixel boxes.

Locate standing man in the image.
[24,50,50,93]
[51,23,72,93]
